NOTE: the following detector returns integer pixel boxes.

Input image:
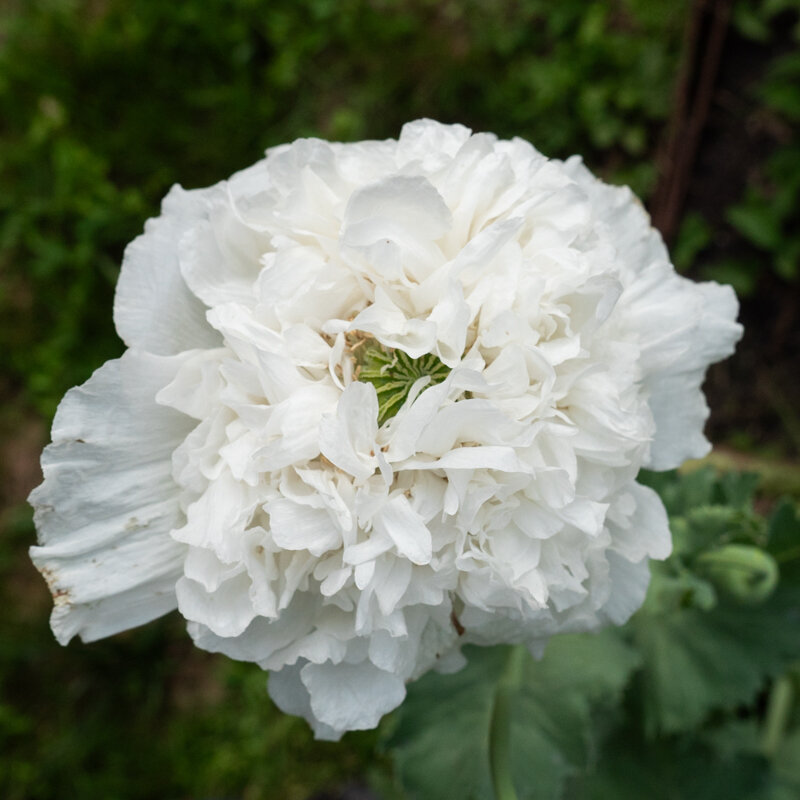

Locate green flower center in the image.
[352,337,451,425]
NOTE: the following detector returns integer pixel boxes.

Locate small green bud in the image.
[694,544,779,604]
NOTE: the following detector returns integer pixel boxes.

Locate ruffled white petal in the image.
[268,663,342,741]
[319,382,379,483]
[267,498,342,556]
[29,350,196,643]
[608,482,672,562]
[302,659,407,733]
[176,572,256,638]
[114,185,223,355]
[598,552,652,626]
[373,494,432,566]
[565,163,743,471]
[640,280,742,470]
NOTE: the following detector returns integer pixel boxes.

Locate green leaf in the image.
[703,718,764,759]
[767,499,800,585]
[673,212,713,272]
[763,82,800,121]
[388,631,640,800]
[676,505,753,556]
[716,471,762,510]
[638,468,717,517]
[773,728,800,797]
[510,632,641,798]
[761,51,800,120]
[775,243,800,282]
[732,4,772,42]
[701,258,760,297]
[633,476,800,736]
[632,596,800,735]
[387,646,502,800]
[727,200,783,252]
[643,561,718,613]
[641,469,763,560]
[704,716,800,800]
[568,723,774,800]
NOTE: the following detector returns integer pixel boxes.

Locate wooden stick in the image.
[650,0,733,244]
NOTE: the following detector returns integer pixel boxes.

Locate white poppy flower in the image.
[29,120,742,739]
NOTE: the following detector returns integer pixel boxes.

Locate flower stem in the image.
[762,672,795,759]
[489,645,527,800]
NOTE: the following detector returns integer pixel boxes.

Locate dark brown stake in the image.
[650,0,733,244]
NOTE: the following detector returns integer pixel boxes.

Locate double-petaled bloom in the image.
[30,120,741,738]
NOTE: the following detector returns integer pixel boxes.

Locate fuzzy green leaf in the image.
[567,722,774,800]
[727,200,783,252]
[633,593,800,736]
[638,468,716,516]
[767,500,800,570]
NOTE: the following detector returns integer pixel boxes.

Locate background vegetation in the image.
[0,0,798,798]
